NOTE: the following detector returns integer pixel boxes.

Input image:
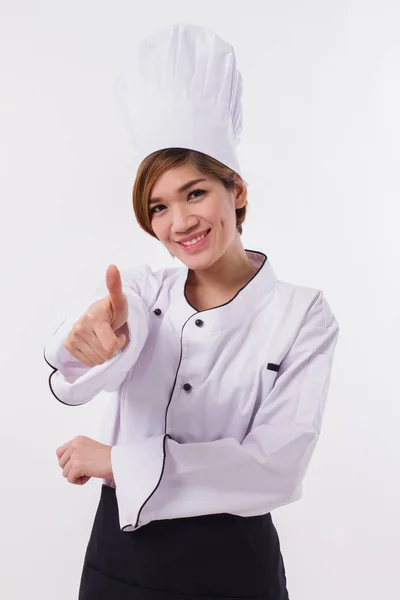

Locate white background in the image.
[1,1,399,598]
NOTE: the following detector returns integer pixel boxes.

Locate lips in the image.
[177,229,211,245]
[175,228,211,252]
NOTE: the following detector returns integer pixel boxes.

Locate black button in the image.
[183,383,192,392]
[195,319,204,327]
[154,308,162,316]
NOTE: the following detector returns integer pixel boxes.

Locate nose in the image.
[170,204,198,234]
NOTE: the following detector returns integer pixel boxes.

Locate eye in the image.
[149,204,166,215]
[149,189,206,216]
[188,189,206,199]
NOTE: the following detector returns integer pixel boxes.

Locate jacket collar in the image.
[167,249,278,332]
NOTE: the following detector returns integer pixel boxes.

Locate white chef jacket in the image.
[44,249,340,532]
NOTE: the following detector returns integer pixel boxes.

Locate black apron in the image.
[78,484,289,599]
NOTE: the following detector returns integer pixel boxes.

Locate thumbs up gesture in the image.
[63,265,129,366]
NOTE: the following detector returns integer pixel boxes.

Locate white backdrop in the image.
[0,1,399,598]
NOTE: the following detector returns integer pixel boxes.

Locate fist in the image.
[64,264,130,366]
[56,436,113,485]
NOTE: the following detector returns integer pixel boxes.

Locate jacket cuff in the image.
[111,435,168,531]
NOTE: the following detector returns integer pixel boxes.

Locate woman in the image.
[44,24,340,600]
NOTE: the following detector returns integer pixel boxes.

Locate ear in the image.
[233,174,247,210]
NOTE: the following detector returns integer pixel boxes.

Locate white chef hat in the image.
[115,23,248,186]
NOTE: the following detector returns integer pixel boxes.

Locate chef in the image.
[44,23,340,600]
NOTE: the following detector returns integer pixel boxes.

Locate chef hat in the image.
[115,23,248,185]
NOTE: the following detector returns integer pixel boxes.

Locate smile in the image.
[180,231,209,246]
[177,229,211,252]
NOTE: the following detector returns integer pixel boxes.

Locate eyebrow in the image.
[149,178,207,206]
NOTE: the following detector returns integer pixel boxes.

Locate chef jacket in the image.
[44,249,340,532]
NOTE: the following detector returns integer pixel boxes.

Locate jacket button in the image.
[183,383,192,392]
[195,319,204,327]
[154,308,162,316]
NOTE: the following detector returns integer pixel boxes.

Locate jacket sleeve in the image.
[43,266,150,406]
[111,290,340,530]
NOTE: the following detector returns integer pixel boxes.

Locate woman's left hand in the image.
[56,436,113,485]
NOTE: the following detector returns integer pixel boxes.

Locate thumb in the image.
[106,265,125,315]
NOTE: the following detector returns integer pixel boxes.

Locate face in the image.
[148,162,247,270]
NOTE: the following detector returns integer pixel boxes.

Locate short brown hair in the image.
[132,148,247,238]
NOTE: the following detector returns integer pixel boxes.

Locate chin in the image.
[179,252,220,271]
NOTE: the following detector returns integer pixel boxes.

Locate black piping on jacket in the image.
[43,347,87,406]
[128,308,196,530]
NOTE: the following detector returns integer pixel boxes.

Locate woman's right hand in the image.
[63,265,129,366]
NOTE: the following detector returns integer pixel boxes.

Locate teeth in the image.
[181,232,207,246]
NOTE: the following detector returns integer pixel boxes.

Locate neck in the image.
[187,239,259,291]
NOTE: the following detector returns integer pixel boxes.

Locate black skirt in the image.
[78,484,289,600]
